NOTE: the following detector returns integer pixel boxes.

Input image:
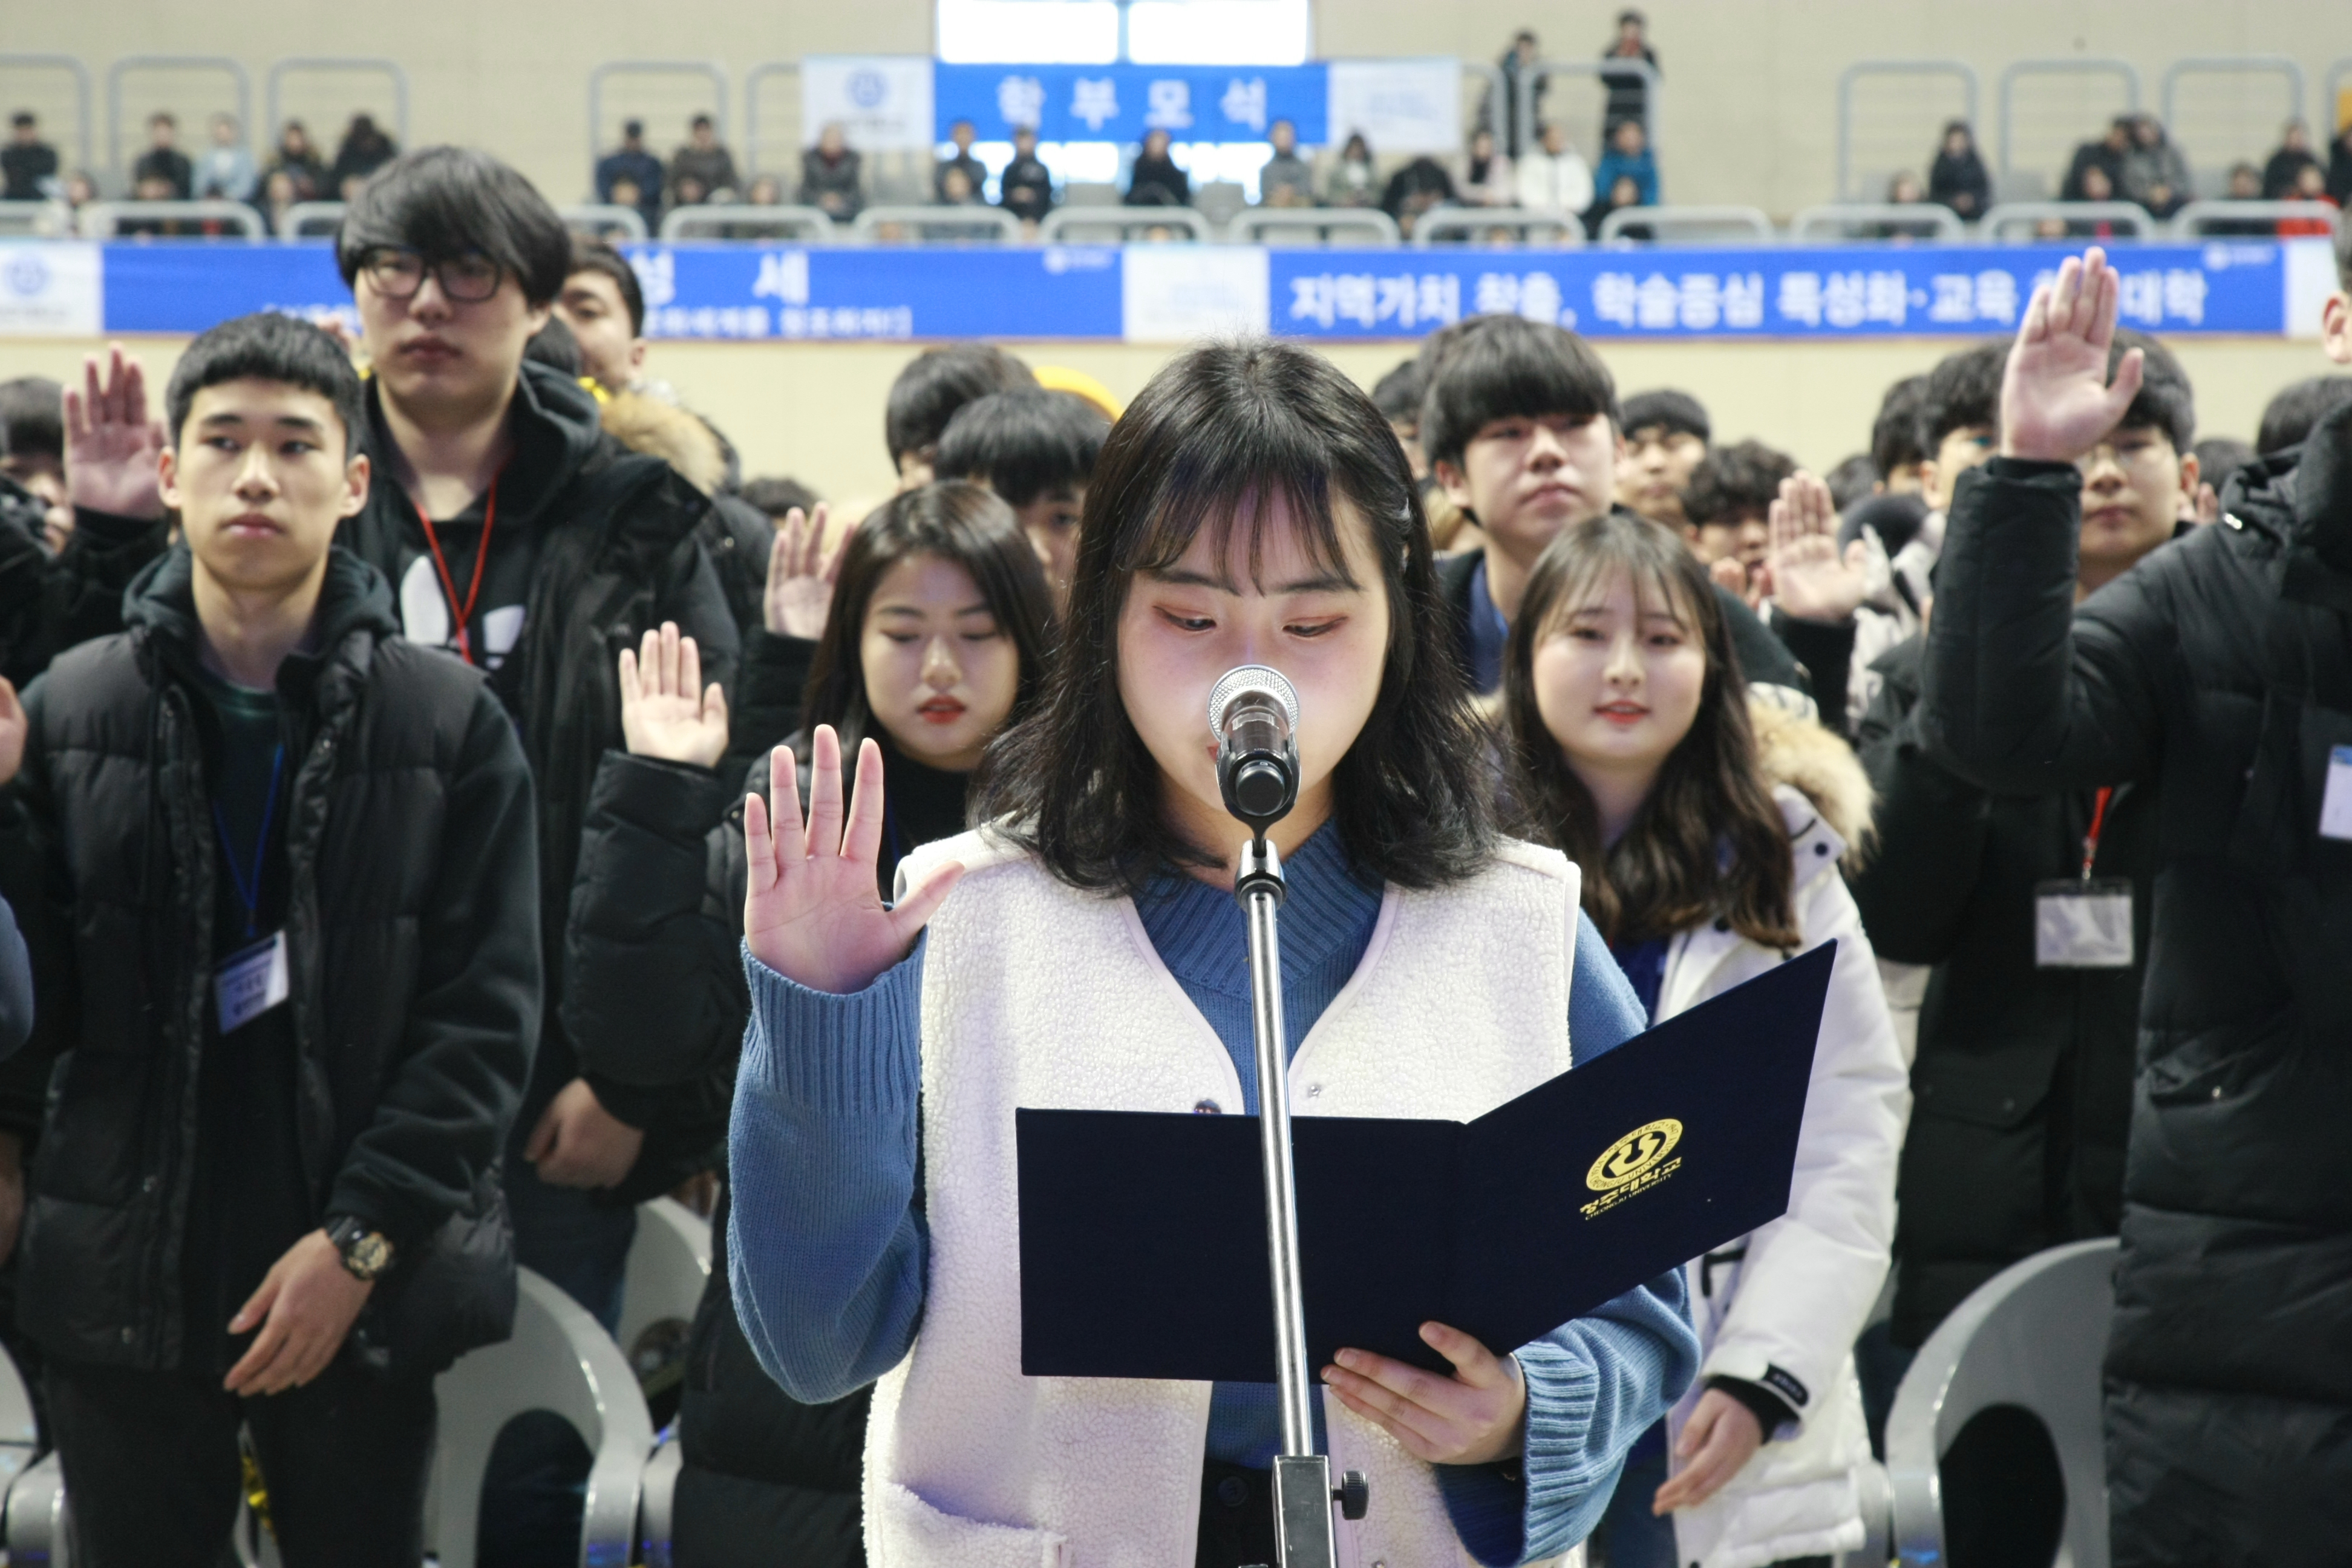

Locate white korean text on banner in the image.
[802,56,938,154]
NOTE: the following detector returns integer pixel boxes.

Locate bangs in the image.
[1120,467,1362,593]
[1419,315,1619,470]
[1542,545,1704,638]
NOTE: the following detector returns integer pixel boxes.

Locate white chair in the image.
[617,1195,713,1363]
[0,1339,59,1566]
[429,1266,658,1568]
[636,1432,685,1568]
[1886,1237,2117,1568]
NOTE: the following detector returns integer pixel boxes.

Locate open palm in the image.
[619,621,729,768]
[764,503,847,640]
[2001,247,2146,463]
[64,345,169,520]
[743,727,962,995]
[1766,471,1867,625]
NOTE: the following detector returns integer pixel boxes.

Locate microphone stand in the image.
[1236,831,1367,1567]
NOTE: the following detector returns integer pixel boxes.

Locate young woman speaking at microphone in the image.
[727,340,1699,1568]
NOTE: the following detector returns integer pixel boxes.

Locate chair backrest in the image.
[849,204,1024,244]
[1229,207,1402,247]
[430,1267,657,1568]
[636,1432,685,1568]
[1596,204,1774,244]
[659,203,835,242]
[0,1339,60,1565]
[1788,203,1967,242]
[1038,206,1217,244]
[2171,198,2333,237]
[1886,1237,2117,1568]
[78,199,267,239]
[1978,200,2156,239]
[1410,206,1582,247]
[279,199,344,238]
[616,1196,712,1361]
[561,203,650,241]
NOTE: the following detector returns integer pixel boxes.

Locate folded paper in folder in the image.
[1016,939,1834,1381]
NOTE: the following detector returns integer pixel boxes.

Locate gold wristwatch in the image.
[324,1216,394,1281]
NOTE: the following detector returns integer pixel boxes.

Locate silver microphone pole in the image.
[1208,667,1368,1568]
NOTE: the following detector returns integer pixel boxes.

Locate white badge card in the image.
[2035,880,2134,969]
[215,930,290,1034]
[2321,745,2352,842]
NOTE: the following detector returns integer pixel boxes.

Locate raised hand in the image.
[64,345,169,520]
[1766,470,1869,625]
[1321,1321,1527,1466]
[2001,248,2145,464]
[742,727,962,995]
[619,621,729,768]
[1708,554,1754,606]
[763,503,848,641]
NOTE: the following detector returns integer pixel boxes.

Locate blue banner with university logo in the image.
[57,237,2301,342]
[933,64,1327,145]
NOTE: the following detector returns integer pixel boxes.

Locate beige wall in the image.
[6,1,2347,215]
[2,333,2324,504]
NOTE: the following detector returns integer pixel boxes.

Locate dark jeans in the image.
[46,1353,434,1568]
[478,1154,639,1567]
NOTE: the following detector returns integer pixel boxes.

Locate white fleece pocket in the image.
[869,1478,1072,1568]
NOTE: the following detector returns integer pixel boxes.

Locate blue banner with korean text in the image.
[933,64,1327,145]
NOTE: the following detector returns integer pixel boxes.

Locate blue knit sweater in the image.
[727,824,1697,1566]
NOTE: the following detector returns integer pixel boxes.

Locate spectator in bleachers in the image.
[2255,373,2352,454]
[935,117,985,203]
[2120,113,2190,220]
[2330,119,2352,204]
[2062,115,2132,203]
[132,111,193,200]
[595,119,665,227]
[1516,121,1593,214]
[0,311,538,1568]
[1593,116,1659,209]
[1599,9,1658,137]
[998,124,1054,224]
[603,174,647,227]
[2065,163,2123,234]
[1615,387,1708,529]
[261,119,328,202]
[195,113,255,203]
[1494,28,1544,160]
[1922,240,2352,1563]
[745,173,785,207]
[799,121,864,221]
[1460,127,1512,207]
[935,165,981,207]
[2278,162,2340,237]
[1125,126,1191,207]
[1379,151,1455,237]
[1927,119,1989,220]
[1873,171,1948,238]
[59,170,95,213]
[1681,440,1792,603]
[1259,117,1315,206]
[328,113,399,199]
[122,172,191,235]
[670,113,739,206]
[2204,162,2288,236]
[1325,131,1377,207]
[259,168,303,236]
[2,113,59,201]
[2261,119,2322,199]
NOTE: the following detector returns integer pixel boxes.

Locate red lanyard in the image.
[2079,786,2115,881]
[411,477,498,666]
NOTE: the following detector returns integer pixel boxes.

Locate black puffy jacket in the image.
[0,547,540,1372]
[1921,408,2352,1565]
[1851,635,2152,1348]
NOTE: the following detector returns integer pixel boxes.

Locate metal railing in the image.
[107,55,252,181]
[851,204,1023,243]
[0,54,94,177]
[2171,198,2342,237]
[1524,57,1658,161]
[561,203,650,240]
[279,199,345,237]
[1230,208,1400,246]
[589,60,729,171]
[658,203,833,241]
[1788,203,1967,241]
[2328,58,2352,139]
[265,57,409,149]
[2160,56,2307,159]
[1837,60,1981,202]
[0,201,73,238]
[1037,206,1218,244]
[742,62,801,177]
[1978,200,2158,240]
[79,199,269,238]
[1598,204,1774,244]
[1410,206,1580,247]
[1996,58,2141,178]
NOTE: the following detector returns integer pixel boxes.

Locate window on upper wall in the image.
[934,0,1312,66]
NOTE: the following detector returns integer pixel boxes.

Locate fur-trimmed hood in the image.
[599,390,729,497]
[1751,697,1874,861]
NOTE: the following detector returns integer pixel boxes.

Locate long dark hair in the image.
[979,339,1495,893]
[799,480,1056,763]
[1501,512,1797,947]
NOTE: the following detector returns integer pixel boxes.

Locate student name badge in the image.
[2034,880,2134,969]
[215,931,290,1034]
[2321,746,2352,841]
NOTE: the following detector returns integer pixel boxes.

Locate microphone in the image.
[1209,665,1300,832]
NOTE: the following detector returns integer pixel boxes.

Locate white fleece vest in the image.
[863,831,1586,1568]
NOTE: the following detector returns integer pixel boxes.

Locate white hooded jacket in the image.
[1656,707,1910,1568]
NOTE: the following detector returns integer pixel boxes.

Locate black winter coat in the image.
[1921,413,2352,1564]
[0,547,540,1373]
[1851,635,2152,1350]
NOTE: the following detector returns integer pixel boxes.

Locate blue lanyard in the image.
[213,745,285,942]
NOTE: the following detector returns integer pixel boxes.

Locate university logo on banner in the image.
[802,56,938,154]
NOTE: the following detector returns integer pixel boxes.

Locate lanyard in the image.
[2079,786,2115,883]
[411,476,499,666]
[214,745,286,941]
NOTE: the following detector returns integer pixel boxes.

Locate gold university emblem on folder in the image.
[1581,1118,1684,1218]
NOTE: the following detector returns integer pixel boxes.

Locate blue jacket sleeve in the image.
[1434,909,1700,1565]
[726,936,931,1403]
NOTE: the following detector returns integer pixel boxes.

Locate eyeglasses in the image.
[357,247,504,304]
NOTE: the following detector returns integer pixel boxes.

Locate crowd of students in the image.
[0,136,2345,1568]
[3,108,400,234]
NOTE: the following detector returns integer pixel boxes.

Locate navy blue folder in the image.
[1016,939,1834,1380]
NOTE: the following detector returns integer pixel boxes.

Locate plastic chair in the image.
[617,1195,712,1361]
[849,204,1023,244]
[430,1266,658,1568]
[1410,206,1584,247]
[1229,208,1402,247]
[636,1432,685,1568]
[1037,206,1217,244]
[658,204,834,242]
[0,1342,55,1565]
[1596,204,1775,244]
[1886,1236,2117,1568]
